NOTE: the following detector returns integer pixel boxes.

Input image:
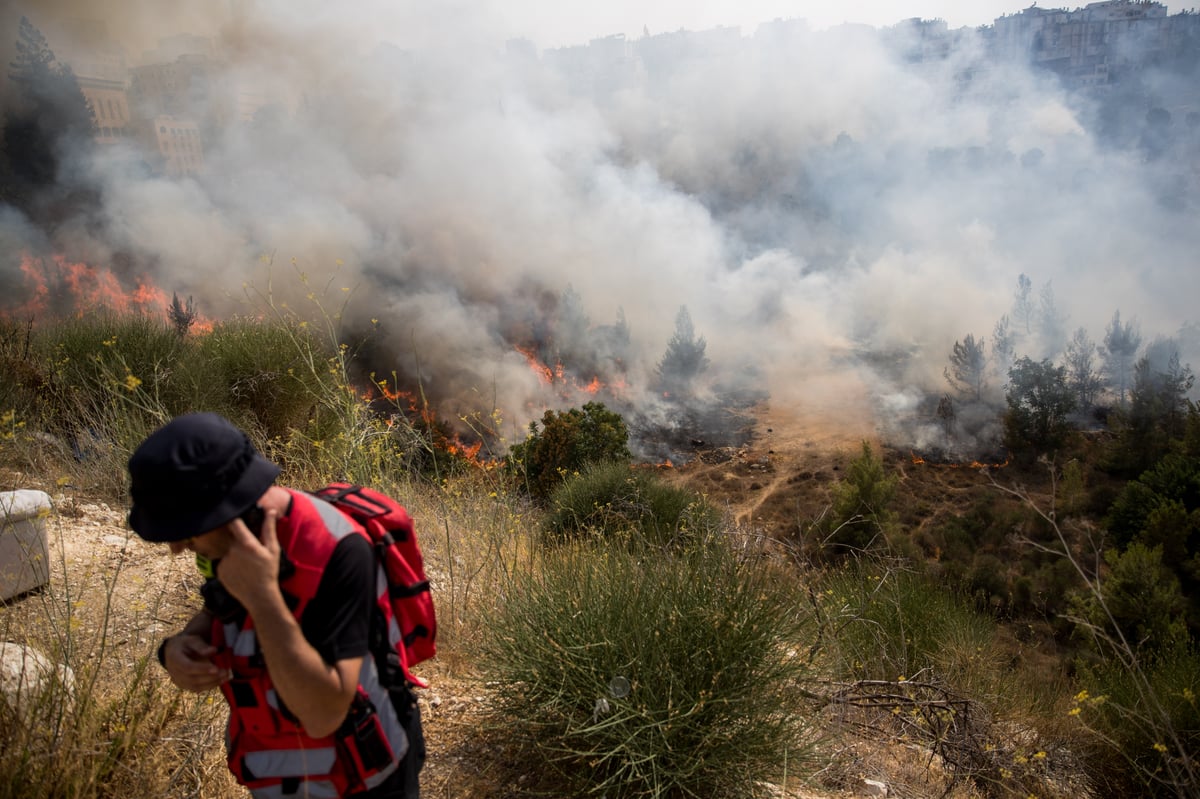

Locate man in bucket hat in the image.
[129,412,424,798]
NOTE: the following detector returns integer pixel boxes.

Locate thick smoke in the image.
[3,1,1199,458]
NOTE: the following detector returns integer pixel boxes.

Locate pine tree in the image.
[1101,310,1142,407]
[1063,327,1103,413]
[3,17,95,207]
[1013,273,1035,335]
[1036,281,1068,359]
[992,314,1016,382]
[656,306,709,396]
[944,333,987,402]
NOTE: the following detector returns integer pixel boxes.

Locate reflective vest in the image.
[210,490,408,798]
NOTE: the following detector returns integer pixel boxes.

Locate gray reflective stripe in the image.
[266,688,279,711]
[244,746,338,779]
[359,656,409,763]
[386,607,403,651]
[233,628,257,657]
[375,563,400,648]
[375,563,389,601]
[249,779,340,798]
[362,757,401,790]
[302,492,358,539]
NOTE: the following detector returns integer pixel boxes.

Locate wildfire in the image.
[910,451,1009,469]
[11,252,214,332]
[513,344,624,401]
[362,375,499,468]
[363,378,419,411]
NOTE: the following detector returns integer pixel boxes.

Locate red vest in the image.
[210,490,407,798]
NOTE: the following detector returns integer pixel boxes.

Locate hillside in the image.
[1,404,1099,798]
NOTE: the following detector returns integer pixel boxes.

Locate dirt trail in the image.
[670,372,882,536]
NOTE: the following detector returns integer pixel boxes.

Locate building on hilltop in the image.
[49,19,133,147]
[991,1,1199,88]
[143,115,205,178]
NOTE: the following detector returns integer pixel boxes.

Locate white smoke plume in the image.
[3,1,1199,457]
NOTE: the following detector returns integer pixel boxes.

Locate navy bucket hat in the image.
[128,412,281,543]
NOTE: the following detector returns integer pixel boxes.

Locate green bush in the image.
[542,461,720,547]
[480,536,816,798]
[811,441,897,559]
[0,307,395,497]
[507,401,632,500]
[1106,454,1200,547]
[182,316,334,439]
[1070,543,1190,659]
[1073,644,1200,797]
[1003,356,1077,461]
[817,566,998,688]
[34,311,184,430]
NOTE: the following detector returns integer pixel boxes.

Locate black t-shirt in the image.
[300,532,375,664]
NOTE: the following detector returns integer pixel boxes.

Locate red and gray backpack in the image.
[314,482,437,689]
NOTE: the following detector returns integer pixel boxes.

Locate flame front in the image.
[513,343,624,402]
[11,252,213,332]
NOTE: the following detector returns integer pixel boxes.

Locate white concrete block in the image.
[0,490,51,601]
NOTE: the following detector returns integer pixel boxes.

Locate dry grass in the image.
[0,434,1113,799]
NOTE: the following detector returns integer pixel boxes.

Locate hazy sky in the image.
[17,0,1200,56]
[492,0,1200,47]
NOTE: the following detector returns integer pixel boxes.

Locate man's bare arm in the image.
[216,509,359,738]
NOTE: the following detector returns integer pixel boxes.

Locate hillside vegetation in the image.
[0,307,1197,799]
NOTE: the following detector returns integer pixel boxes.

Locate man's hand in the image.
[216,508,282,615]
[162,633,231,691]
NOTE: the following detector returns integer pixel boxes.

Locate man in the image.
[128,412,424,798]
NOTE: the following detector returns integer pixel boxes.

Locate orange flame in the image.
[11,252,214,332]
[512,344,625,401]
[911,451,1008,469]
[515,344,555,384]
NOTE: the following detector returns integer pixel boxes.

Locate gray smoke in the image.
[4,1,1199,455]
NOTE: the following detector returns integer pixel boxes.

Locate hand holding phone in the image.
[240,504,265,537]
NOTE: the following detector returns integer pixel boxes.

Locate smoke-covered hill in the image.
[3,2,1199,459]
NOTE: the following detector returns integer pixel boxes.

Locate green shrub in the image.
[1073,644,1200,797]
[1003,356,1077,461]
[543,461,720,547]
[480,536,817,798]
[818,566,998,688]
[506,401,632,500]
[811,441,897,559]
[34,311,184,432]
[1106,454,1200,547]
[1070,543,1190,659]
[177,316,339,440]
